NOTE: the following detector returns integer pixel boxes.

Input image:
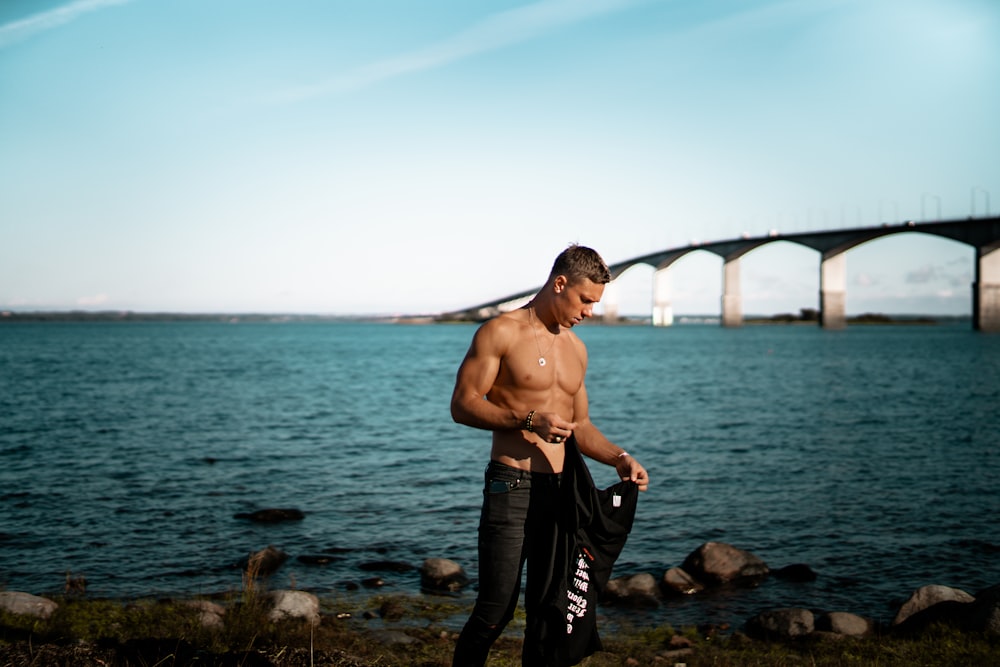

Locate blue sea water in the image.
[1,320,998,630]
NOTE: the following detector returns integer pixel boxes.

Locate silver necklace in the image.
[529,307,557,367]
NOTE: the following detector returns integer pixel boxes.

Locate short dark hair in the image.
[549,244,611,285]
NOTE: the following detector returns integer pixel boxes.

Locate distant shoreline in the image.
[0,311,396,324]
[0,310,971,325]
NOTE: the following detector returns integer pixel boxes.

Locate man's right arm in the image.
[450,319,525,432]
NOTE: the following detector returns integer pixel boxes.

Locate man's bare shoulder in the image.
[478,310,527,335]
[470,310,527,350]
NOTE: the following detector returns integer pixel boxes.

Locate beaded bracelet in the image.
[524,410,536,432]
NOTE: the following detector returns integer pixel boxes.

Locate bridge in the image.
[441,216,1000,332]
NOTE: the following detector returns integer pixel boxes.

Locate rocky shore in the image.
[5,505,999,664]
[218,509,1000,640]
[604,540,1000,639]
[243,539,1000,641]
[3,540,998,666]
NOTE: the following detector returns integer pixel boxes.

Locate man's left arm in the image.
[572,383,650,491]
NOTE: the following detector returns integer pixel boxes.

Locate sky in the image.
[2,0,998,317]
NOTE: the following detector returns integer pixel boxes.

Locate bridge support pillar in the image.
[820,252,847,329]
[974,246,1000,332]
[652,267,673,326]
[721,258,742,327]
[601,281,620,323]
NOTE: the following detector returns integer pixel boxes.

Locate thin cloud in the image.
[268,0,649,104]
[0,0,133,48]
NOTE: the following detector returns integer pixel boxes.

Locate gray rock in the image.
[419,558,469,592]
[892,584,974,626]
[0,591,58,620]
[892,600,973,636]
[773,563,818,582]
[267,590,320,626]
[889,584,1000,636]
[657,647,694,660]
[967,584,1000,635]
[972,600,1000,635]
[297,554,338,566]
[662,566,704,595]
[243,545,289,578]
[605,572,659,606]
[681,542,769,585]
[816,611,874,637]
[747,608,815,639]
[234,508,305,523]
[181,600,225,629]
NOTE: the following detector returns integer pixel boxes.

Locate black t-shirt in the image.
[524,436,639,667]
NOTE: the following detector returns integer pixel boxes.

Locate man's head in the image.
[538,245,610,327]
[548,244,611,286]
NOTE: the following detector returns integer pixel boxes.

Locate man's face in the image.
[555,276,605,327]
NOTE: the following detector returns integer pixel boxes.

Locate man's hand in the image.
[531,411,576,444]
[616,455,649,492]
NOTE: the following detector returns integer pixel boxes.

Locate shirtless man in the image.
[450,245,649,667]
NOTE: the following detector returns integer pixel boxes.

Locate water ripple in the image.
[1,321,998,628]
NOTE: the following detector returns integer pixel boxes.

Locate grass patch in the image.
[2,595,999,666]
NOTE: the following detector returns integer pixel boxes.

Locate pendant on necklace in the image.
[538,357,547,367]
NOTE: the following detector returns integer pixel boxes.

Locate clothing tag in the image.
[612,494,621,508]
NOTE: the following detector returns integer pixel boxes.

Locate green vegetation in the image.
[2,593,998,666]
[743,308,945,325]
[0,310,387,323]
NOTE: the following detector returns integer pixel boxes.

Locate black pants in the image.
[452,461,562,667]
